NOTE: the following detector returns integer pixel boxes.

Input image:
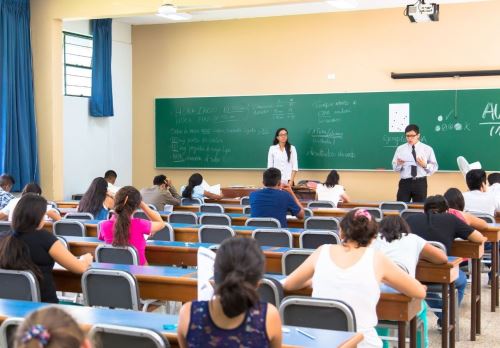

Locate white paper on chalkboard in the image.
[389,103,410,132]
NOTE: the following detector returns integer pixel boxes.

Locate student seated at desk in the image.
[14,306,91,348]
[181,173,223,201]
[0,183,61,222]
[98,186,165,265]
[373,216,447,345]
[405,195,487,325]
[250,168,304,228]
[444,188,489,230]
[462,169,497,217]
[0,194,92,303]
[487,172,500,213]
[283,209,426,348]
[307,169,350,206]
[78,177,114,220]
[178,238,282,348]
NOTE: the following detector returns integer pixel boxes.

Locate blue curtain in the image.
[89,18,114,117]
[0,0,39,191]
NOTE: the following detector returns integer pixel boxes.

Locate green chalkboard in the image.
[155,89,500,170]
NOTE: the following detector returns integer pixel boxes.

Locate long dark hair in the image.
[214,238,264,318]
[444,188,465,211]
[339,209,378,247]
[379,215,411,243]
[112,186,141,247]
[0,194,47,280]
[22,183,42,195]
[323,170,340,188]
[273,128,291,162]
[78,177,108,216]
[182,173,203,199]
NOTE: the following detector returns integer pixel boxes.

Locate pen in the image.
[296,328,316,340]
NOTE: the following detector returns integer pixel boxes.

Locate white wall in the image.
[62,20,132,199]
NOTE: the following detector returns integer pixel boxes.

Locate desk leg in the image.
[470,259,477,341]
[409,317,417,348]
[449,282,456,348]
[397,321,406,348]
[476,257,481,335]
[442,283,449,348]
[492,240,499,310]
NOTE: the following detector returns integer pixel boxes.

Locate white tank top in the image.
[312,245,382,348]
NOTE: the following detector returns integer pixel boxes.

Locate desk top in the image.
[0,299,361,348]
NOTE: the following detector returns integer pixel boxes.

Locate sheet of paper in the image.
[389,103,410,132]
[197,247,216,300]
[206,184,221,195]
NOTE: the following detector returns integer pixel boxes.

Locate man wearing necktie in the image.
[392,124,438,202]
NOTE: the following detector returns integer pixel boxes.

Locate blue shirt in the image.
[249,188,300,228]
[0,188,14,210]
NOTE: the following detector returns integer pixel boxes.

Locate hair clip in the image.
[354,209,372,221]
[21,324,50,346]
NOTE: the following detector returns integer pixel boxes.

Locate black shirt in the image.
[405,212,474,254]
[18,229,58,303]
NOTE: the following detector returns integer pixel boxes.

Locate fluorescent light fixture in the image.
[157,12,193,20]
[325,0,358,10]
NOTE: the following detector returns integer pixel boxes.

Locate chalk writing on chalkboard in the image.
[479,102,500,136]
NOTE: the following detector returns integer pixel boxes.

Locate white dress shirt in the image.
[463,190,497,216]
[392,141,438,179]
[488,183,500,212]
[267,144,298,182]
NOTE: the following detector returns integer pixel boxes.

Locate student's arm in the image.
[462,211,489,231]
[282,184,304,220]
[203,191,224,200]
[49,241,92,274]
[378,252,426,299]
[104,193,114,209]
[46,209,61,221]
[167,181,182,199]
[139,201,164,234]
[177,302,192,348]
[467,230,487,244]
[419,243,447,264]
[341,192,350,203]
[283,248,320,291]
[266,304,283,348]
[0,211,7,221]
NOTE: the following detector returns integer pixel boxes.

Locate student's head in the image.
[262,168,281,187]
[405,124,420,145]
[323,170,340,188]
[487,172,500,186]
[214,237,264,318]
[182,173,203,199]
[0,194,47,280]
[443,188,465,211]
[21,183,42,196]
[104,170,117,184]
[339,209,378,247]
[0,173,15,192]
[78,177,109,216]
[379,215,411,243]
[465,169,487,191]
[153,174,167,186]
[113,186,142,246]
[423,195,449,214]
[15,306,90,348]
[272,128,291,162]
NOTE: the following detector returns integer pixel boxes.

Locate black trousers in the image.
[396,177,427,202]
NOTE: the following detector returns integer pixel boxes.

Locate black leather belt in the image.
[401,177,427,181]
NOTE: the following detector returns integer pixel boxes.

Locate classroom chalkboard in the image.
[155,88,500,170]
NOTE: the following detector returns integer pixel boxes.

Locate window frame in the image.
[63,31,93,98]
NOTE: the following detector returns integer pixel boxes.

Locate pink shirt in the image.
[98,217,152,265]
[448,208,466,223]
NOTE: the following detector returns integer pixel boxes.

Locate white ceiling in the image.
[116,0,487,25]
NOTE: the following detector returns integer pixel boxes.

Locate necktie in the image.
[411,145,417,178]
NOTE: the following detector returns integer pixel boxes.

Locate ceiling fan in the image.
[157,3,219,21]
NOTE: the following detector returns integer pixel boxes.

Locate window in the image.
[63,32,92,97]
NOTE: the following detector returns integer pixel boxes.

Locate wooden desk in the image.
[219,187,315,201]
[52,263,415,348]
[481,223,500,312]
[312,208,403,219]
[338,201,424,210]
[0,299,362,348]
[55,201,79,208]
[450,240,484,341]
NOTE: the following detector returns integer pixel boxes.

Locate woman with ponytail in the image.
[180,173,223,201]
[267,128,298,185]
[98,186,165,265]
[177,238,282,348]
[0,194,92,303]
[284,209,427,348]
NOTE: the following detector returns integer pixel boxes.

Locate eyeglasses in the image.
[278,133,288,137]
[405,133,418,138]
